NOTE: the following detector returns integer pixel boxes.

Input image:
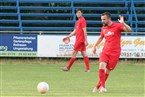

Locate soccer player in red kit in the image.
[92,12,132,93]
[62,8,90,72]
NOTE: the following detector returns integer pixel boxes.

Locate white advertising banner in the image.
[38,35,145,58]
[120,36,145,58]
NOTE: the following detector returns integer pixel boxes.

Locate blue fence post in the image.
[130,0,133,32]
[131,0,138,32]
[16,0,23,34]
[71,0,76,27]
[125,0,130,26]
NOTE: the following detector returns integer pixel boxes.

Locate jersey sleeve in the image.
[118,23,124,31]
[81,19,87,28]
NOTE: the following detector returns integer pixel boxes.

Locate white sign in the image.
[37,35,145,58]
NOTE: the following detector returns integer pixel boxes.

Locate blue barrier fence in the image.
[0,0,145,33]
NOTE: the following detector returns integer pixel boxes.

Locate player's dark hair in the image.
[102,12,111,19]
[76,8,83,13]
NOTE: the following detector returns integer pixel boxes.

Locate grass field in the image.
[0,59,145,97]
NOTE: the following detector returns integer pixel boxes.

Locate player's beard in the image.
[102,22,108,26]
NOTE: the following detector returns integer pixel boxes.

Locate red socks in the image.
[99,69,106,88]
[96,81,101,89]
[84,56,90,70]
[67,57,76,70]
[67,56,90,71]
[96,70,109,88]
[105,73,109,81]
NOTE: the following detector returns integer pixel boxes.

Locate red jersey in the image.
[75,16,86,42]
[100,22,124,55]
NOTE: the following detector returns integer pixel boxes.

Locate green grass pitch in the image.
[0,59,144,97]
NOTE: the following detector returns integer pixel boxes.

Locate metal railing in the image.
[0,0,144,33]
[131,0,138,32]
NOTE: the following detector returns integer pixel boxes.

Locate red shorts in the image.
[73,42,86,51]
[99,52,120,70]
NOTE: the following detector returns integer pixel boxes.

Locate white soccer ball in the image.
[37,82,49,94]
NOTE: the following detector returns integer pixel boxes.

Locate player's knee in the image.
[105,69,111,74]
[99,62,107,69]
[81,51,86,57]
[72,51,77,57]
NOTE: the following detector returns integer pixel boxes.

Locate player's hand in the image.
[64,36,69,39]
[92,46,96,54]
[118,15,125,24]
[63,36,69,41]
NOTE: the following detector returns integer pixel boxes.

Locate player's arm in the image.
[122,22,132,32]
[83,27,88,46]
[118,15,132,32]
[92,35,104,54]
[66,29,76,38]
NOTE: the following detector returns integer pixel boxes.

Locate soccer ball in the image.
[63,37,70,44]
[37,82,49,94]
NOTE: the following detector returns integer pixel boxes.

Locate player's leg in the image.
[93,52,109,93]
[62,42,81,71]
[103,53,120,81]
[92,62,107,93]
[98,68,111,93]
[105,68,110,82]
[81,51,90,72]
[99,54,120,93]
[98,62,107,88]
[93,53,120,93]
[97,62,108,93]
[62,50,77,71]
[67,50,77,70]
[96,68,110,89]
